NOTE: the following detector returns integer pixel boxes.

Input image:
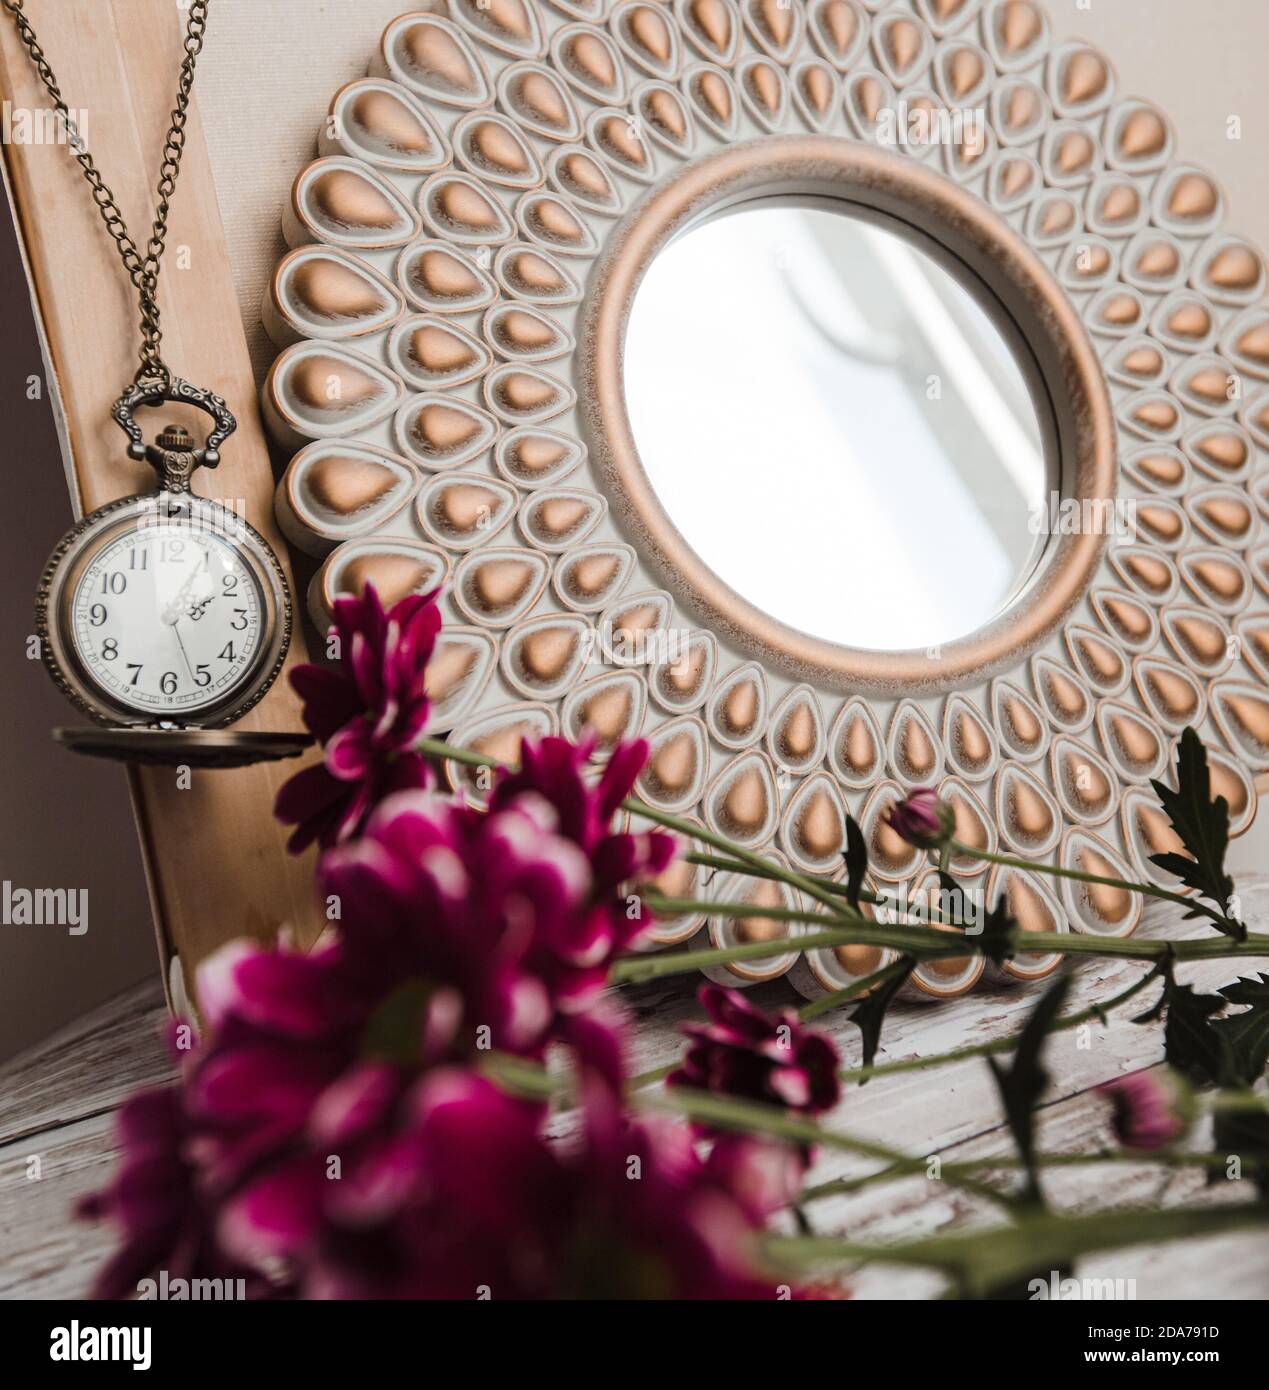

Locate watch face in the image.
[39,495,291,727]
[71,523,265,715]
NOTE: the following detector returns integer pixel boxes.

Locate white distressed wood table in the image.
[4,879,1269,1300]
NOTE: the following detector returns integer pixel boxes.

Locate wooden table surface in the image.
[4,879,1269,1301]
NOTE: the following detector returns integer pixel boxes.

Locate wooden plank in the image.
[3,886,1268,1297]
[0,1109,129,1300]
[0,979,169,1147]
[0,0,326,998]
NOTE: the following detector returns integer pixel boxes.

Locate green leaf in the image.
[1162,975,1231,1086]
[1148,727,1244,938]
[977,896,1021,968]
[842,813,867,912]
[1212,1107,1269,1198]
[1212,974,1269,1086]
[848,957,916,1080]
[1131,964,1171,1025]
[987,973,1073,1205]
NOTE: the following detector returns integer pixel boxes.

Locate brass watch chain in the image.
[2,0,210,388]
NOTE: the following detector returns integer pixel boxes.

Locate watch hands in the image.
[170,621,197,686]
[160,548,212,626]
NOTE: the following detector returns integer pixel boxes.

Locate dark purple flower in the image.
[489,736,677,1009]
[319,787,595,1057]
[670,986,842,1137]
[220,1040,792,1299]
[76,1035,267,1300]
[884,786,954,849]
[81,938,804,1299]
[275,584,441,853]
[1097,1070,1188,1151]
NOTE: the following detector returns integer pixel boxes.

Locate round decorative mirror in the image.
[623,200,1050,651]
[263,0,1269,983]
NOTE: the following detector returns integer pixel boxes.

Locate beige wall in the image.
[2,2,1266,1058]
[1047,0,1268,247]
[1043,0,1269,873]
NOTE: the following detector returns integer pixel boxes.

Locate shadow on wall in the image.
[0,189,154,1062]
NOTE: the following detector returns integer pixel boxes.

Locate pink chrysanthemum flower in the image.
[275,584,441,853]
[670,985,841,1166]
[489,735,677,1010]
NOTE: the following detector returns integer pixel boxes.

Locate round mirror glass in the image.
[622,204,1050,652]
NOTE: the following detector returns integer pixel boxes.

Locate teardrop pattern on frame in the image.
[562,670,647,752]
[1030,654,1094,733]
[859,780,923,883]
[268,246,405,344]
[311,539,450,628]
[501,612,594,699]
[646,722,722,825]
[707,662,769,750]
[382,13,493,109]
[453,547,551,628]
[704,858,800,986]
[388,315,491,390]
[289,157,422,250]
[325,79,451,173]
[767,684,825,774]
[650,629,717,714]
[417,474,518,552]
[1059,830,1142,938]
[984,864,1067,982]
[424,626,498,733]
[994,761,1061,856]
[941,693,997,781]
[781,771,847,873]
[265,0,1269,997]
[446,703,556,806]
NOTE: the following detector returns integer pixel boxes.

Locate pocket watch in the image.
[7,0,311,767]
[36,381,310,768]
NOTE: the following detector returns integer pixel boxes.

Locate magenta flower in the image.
[1097,1070,1188,1151]
[670,985,841,1133]
[84,953,798,1299]
[79,910,551,1300]
[884,786,954,849]
[76,1082,264,1300]
[489,736,678,1010]
[219,1040,792,1299]
[319,787,596,1057]
[275,584,441,853]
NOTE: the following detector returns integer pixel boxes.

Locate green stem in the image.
[801,1144,1267,1204]
[649,1087,1017,1210]
[798,959,911,1022]
[613,911,1269,984]
[612,918,967,985]
[418,734,1269,977]
[683,845,972,922]
[622,799,847,916]
[953,839,1239,936]
[842,965,1162,1084]
[765,1204,1269,1296]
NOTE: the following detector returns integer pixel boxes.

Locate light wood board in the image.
[0,0,327,998]
[3,881,1268,1299]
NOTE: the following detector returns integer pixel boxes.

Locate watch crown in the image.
[157,423,195,452]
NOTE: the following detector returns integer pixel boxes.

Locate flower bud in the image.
[884,787,955,850]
